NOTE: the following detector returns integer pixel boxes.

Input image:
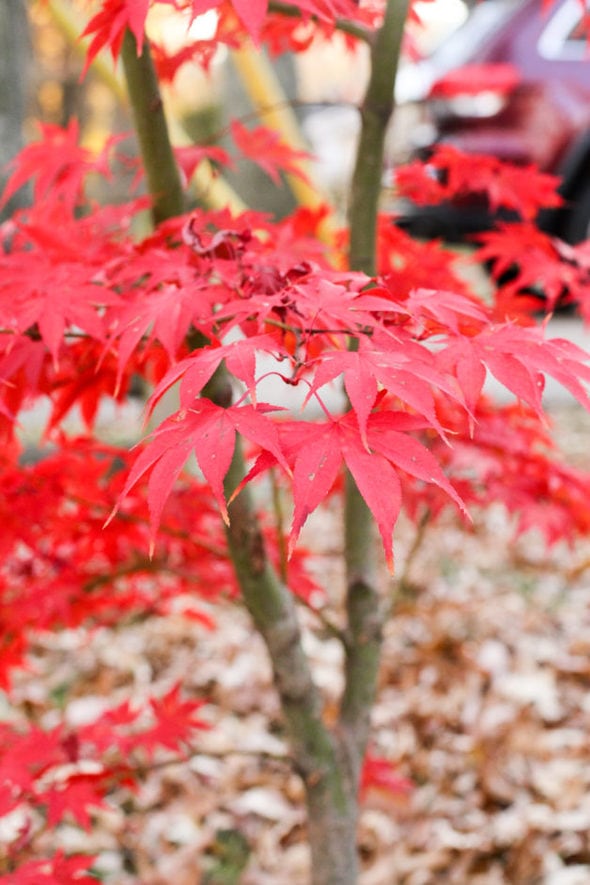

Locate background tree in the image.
[0,0,30,220]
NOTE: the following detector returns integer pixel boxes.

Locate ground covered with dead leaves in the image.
[6,403,590,884]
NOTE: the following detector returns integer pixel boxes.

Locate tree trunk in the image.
[116,2,412,879]
[306,777,359,885]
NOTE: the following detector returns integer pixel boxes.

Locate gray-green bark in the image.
[0,0,30,219]
[120,30,185,225]
[223,441,359,884]
[340,0,410,796]
[348,0,410,276]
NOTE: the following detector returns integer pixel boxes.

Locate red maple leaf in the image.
[394,145,563,220]
[116,400,290,537]
[304,335,460,442]
[0,852,96,885]
[230,0,268,40]
[0,725,67,796]
[475,223,590,318]
[204,0,372,47]
[82,0,150,70]
[152,39,219,82]
[241,410,466,570]
[185,0,271,44]
[407,396,590,547]
[0,251,118,362]
[174,143,233,181]
[360,752,414,800]
[429,62,520,98]
[230,120,313,185]
[136,683,209,756]
[43,774,109,831]
[440,322,590,415]
[0,121,115,213]
[377,217,474,300]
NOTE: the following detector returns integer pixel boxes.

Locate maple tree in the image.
[2,0,590,882]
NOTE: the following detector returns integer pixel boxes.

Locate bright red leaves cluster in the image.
[394,143,564,220]
[3,120,590,575]
[0,685,208,885]
[2,0,590,879]
[82,0,377,70]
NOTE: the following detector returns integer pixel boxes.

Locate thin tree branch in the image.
[295,595,350,648]
[348,0,409,275]
[268,0,374,44]
[396,507,431,600]
[128,745,294,776]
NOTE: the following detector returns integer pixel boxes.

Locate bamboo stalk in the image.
[230,44,337,245]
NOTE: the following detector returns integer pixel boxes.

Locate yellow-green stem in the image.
[120,30,185,225]
[348,0,409,275]
[340,0,411,781]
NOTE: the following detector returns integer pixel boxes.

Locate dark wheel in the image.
[563,177,590,244]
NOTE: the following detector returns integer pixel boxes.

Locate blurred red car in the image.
[394,0,590,243]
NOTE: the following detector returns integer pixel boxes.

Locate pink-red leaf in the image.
[0,852,96,885]
[44,775,108,831]
[231,120,313,186]
[283,411,465,569]
[82,0,149,70]
[394,145,563,219]
[117,402,289,537]
[429,62,520,99]
[174,144,233,182]
[360,753,414,800]
[341,432,402,571]
[288,421,343,557]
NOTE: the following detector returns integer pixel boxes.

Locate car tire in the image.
[563,178,590,244]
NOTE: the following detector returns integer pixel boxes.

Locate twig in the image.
[268,1,374,44]
[397,507,431,597]
[294,592,350,648]
[129,745,294,777]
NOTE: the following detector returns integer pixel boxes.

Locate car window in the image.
[395,0,522,103]
[538,0,590,60]
[426,0,522,69]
